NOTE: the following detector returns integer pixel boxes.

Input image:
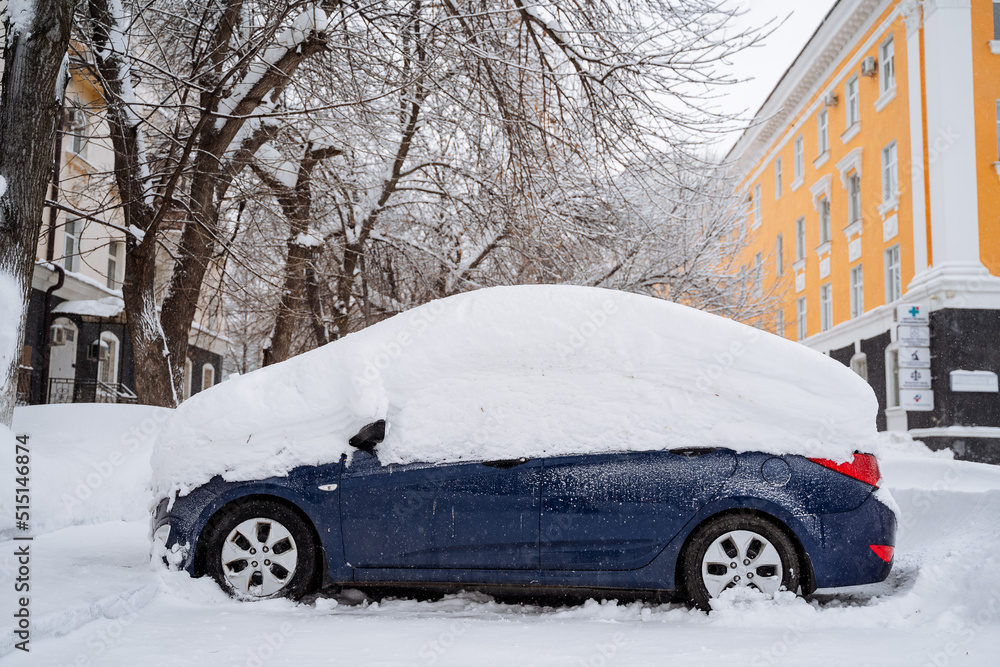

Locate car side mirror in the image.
[349,419,386,453]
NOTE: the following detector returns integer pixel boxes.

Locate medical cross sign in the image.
[897,303,929,325]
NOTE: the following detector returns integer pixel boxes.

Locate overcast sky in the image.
[716,0,839,147]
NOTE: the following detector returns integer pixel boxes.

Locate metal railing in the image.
[46,377,138,405]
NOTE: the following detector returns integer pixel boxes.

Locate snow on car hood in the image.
[151,285,878,497]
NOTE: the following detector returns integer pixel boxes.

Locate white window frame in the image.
[882,141,899,203]
[202,363,215,392]
[67,96,89,157]
[880,36,895,95]
[98,332,120,386]
[850,265,864,319]
[817,108,829,155]
[819,199,831,245]
[795,217,806,260]
[776,309,785,338]
[63,217,80,272]
[754,252,763,292]
[184,358,193,401]
[850,352,869,381]
[107,241,120,290]
[793,136,804,183]
[848,173,862,225]
[796,297,808,341]
[886,345,900,408]
[885,244,902,303]
[775,157,783,199]
[846,75,860,128]
[820,283,833,332]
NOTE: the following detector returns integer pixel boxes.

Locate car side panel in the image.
[540,450,737,570]
[340,451,542,569]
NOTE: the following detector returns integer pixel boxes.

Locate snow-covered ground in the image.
[3,405,1000,666]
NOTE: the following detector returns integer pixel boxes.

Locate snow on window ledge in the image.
[874,86,897,113]
[990,40,1000,55]
[841,122,862,145]
[993,162,1000,180]
[813,151,831,170]
[877,196,900,217]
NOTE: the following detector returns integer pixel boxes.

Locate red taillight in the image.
[870,544,894,563]
[808,453,881,488]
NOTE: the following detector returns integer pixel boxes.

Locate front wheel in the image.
[681,513,800,611]
[204,499,318,600]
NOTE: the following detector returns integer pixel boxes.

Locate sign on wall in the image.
[899,367,932,390]
[897,325,931,347]
[950,370,999,393]
[899,346,931,368]
[900,389,934,411]
[897,303,929,326]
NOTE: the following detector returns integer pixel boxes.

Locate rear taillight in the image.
[869,545,894,563]
[807,453,881,488]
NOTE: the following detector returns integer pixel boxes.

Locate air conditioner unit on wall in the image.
[861,56,878,77]
[50,324,67,346]
[824,92,839,107]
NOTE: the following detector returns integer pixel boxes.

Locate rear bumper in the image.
[795,490,897,589]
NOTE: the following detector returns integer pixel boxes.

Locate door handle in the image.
[482,458,530,469]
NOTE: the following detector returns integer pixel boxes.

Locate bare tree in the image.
[0,0,79,424]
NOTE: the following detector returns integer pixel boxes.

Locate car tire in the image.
[681,513,800,611]
[204,498,318,600]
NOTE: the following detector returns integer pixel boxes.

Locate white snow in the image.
[52,295,125,318]
[255,143,299,189]
[0,175,6,199]
[4,404,1000,665]
[0,272,22,388]
[292,231,322,247]
[6,0,36,38]
[152,285,878,498]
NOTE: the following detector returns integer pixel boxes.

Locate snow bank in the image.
[0,404,170,535]
[153,285,878,497]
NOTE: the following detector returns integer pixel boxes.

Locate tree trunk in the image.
[0,0,78,425]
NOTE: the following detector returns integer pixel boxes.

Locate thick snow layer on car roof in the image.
[152,285,878,497]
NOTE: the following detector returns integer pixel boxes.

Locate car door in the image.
[340,450,542,569]
[540,449,737,570]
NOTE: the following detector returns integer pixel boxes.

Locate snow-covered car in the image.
[150,286,897,608]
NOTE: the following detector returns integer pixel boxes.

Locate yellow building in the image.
[731,0,1000,460]
[11,44,227,405]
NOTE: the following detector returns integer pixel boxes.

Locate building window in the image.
[819,199,831,245]
[820,283,832,331]
[885,244,902,302]
[846,75,860,127]
[886,346,900,408]
[776,309,785,338]
[882,141,898,202]
[98,332,119,387]
[107,242,120,290]
[202,363,215,391]
[775,158,783,199]
[793,136,804,182]
[851,352,869,381]
[776,234,784,277]
[994,1,1000,40]
[880,36,895,94]
[848,173,862,224]
[817,108,829,155]
[795,217,806,260]
[754,252,763,292]
[752,184,762,228]
[63,217,80,272]
[67,97,89,157]
[184,358,193,401]
[796,297,807,341]
[850,265,864,319]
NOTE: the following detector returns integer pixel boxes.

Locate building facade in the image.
[13,48,227,406]
[731,0,1000,461]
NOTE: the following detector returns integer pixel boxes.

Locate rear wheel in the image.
[204,499,317,600]
[682,513,800,611]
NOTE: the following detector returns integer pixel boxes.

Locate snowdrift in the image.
[152,285,878,496]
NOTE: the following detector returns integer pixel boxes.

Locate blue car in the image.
[152,420,896,609]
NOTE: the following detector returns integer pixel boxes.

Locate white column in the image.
[904,1,928,275]
[921,0,982,268]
